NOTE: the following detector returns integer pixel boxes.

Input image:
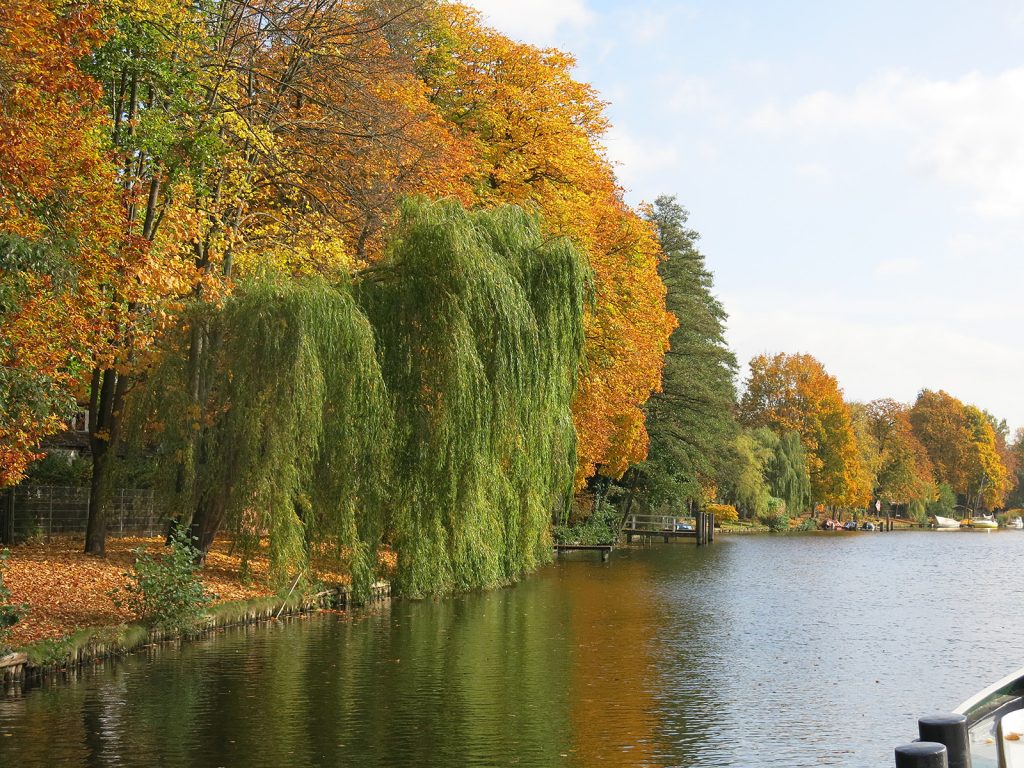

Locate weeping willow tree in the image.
[753,427,811,516]
[131,278,393,595]
[132,198,588,597]
[357,199,589,596]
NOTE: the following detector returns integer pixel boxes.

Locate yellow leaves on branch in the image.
[740,353,868,507]
[421,5,674,483]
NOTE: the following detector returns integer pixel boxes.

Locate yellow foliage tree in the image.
[740,353,868,507]
[416,4,675,482]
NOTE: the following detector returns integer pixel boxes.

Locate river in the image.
[1,530,1022,767]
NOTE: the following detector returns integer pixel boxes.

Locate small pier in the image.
[621,512,715,545]
[554,543,613,561]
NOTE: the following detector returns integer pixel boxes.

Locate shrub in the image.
[110,528,214,634]
[553,502,620,545]
[707,503,738,523]
[758,497,790,532]
[0,549,26,652]
[908,499,928,524]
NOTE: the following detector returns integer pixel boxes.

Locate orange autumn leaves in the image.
[1,0,673,488]
[417,5,674,482]
[0,0,119,483]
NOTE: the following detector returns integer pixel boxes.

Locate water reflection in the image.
[3,532,1024,767]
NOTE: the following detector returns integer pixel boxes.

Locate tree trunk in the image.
[187,496,224,561]
[84,446,110,556]
[84,367,129,556]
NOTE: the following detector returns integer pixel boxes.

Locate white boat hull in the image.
[933,515,961,529]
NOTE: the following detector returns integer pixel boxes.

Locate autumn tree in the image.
[908,390,974,494]
[963,406,1010,510]
[908,390,1010,511]
[80,0,474,554]
[739,353,868,507]
[1007,429,1024,508]
[413,5,674,483]
[635,195,738,509]
[863,398,934,505]
[0,0,119,485]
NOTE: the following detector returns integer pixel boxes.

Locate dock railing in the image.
[622,511,714,545]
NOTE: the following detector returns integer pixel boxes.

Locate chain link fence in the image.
[0,485,163,544]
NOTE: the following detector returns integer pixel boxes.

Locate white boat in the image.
[1006,516,1023,529]
[933,515,961,529]
[969,514,998,530]
[929,665,1024,766]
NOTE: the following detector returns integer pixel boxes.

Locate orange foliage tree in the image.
[739,353,868,507]
[908,390,1011,510]
[863,398,935,504]
[0,0,120,485]
[414,5,674,483]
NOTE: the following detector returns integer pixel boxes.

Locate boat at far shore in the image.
[966,514,999,530]
[1005,516,1023,529]
[933,515,961,529]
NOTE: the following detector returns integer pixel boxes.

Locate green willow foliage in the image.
[358,200,589,595]
[755,429,812,515]
[136,199,588,598]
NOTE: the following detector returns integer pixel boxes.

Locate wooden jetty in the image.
[621,511,716,545]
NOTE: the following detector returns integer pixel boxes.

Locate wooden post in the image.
[709,513,715,543]
[917,714,969,768]
[894,742,948,768]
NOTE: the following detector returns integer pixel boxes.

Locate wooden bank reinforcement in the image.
[0,580,390,689]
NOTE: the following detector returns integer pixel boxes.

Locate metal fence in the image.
[0,485,163,544]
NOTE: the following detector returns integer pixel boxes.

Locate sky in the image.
[464,0,1024,432]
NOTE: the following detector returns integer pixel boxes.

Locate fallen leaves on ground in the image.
[3,537,275,647]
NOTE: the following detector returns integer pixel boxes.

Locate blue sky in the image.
[466,0,1024,432]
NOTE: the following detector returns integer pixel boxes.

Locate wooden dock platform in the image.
[622,512,715,545]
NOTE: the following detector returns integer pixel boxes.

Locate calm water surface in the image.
[2,531,1023,767]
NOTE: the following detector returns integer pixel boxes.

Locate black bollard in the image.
[918,713,971,768]
[895,742,948,768]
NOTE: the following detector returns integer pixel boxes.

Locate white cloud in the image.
[795,162,831,181]
[664,74,712,114]
[602,127,682,194]
[748,67,1024,219]
[464,0,592,45]
[871,259,921,280]
[726,293,1024,430]
[628,11,668,45]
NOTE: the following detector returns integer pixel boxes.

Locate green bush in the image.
[908,499,928,524]
[110,528,214,634]
[0,549,26,652]
[553,502,620,545]
[758,497,790,532]
[24,452,92,485]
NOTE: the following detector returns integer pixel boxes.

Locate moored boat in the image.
[933,515,961,529]
[897,666,1024,767]
[1005,516,1023,529]
[969,514,999,530]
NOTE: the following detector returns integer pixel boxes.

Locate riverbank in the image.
[0,536,390,687]
[2,537,276,647]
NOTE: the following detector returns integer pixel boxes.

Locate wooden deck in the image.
[622,512,715,545]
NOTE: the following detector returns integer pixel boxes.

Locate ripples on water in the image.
[2,531,1022,768]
